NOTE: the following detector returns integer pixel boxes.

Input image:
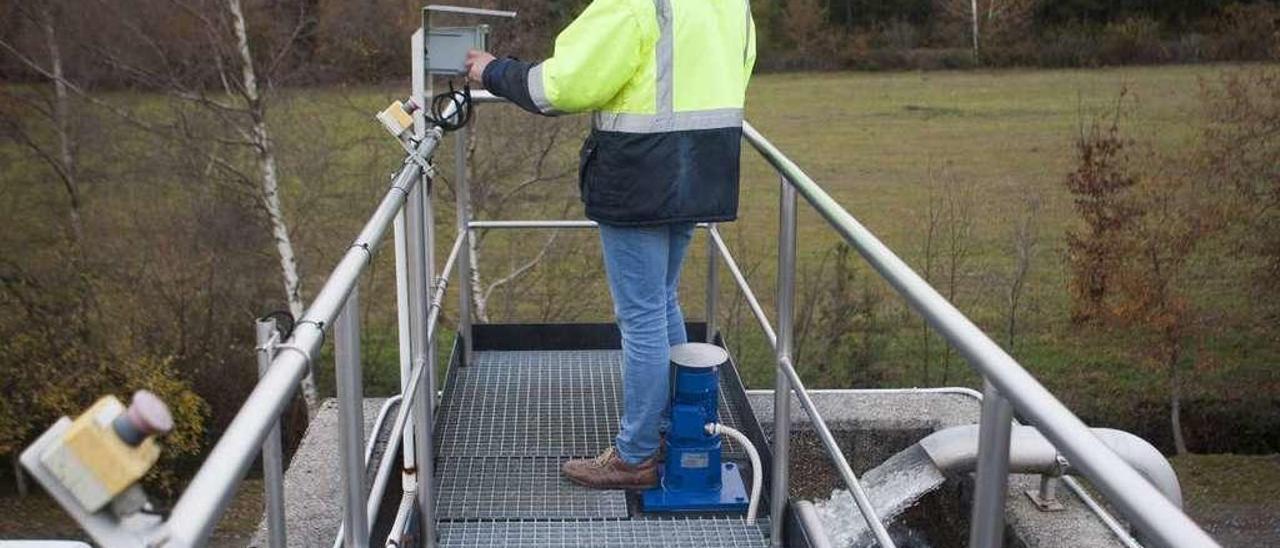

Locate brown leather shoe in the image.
[562,447,658,490]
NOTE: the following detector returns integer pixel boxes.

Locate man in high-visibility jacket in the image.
[467,0,755,490]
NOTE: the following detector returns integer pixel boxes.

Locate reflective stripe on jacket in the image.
[483,0,757,226]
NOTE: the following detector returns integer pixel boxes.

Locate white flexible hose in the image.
[707,423,762,525]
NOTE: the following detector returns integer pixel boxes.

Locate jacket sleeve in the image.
[483,0,643,116]
[482,58,542,115]
[744,6,757,88]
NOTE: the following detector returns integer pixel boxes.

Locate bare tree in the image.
[1006,190,1041,350]
[918,177,943,385]
[0,1,93,494]
[938,170,975,385]
[1,0,326,417]
[793,248,835,366]
[0,1,87,252]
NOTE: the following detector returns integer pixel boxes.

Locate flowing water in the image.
[812,445,948,548]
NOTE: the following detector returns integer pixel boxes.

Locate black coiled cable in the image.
[426,81,473,132]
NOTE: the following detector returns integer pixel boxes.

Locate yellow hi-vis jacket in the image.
[483,0,757,225]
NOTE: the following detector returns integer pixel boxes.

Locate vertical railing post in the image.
[771,175,798,546]
[255,318,287,548]
[969,379,1014,548]
[404,172,440,548]
[706,224,719,344]
[335,289,369,548]
[399,29,426,494]
[454,125,473,365]
[393,209,417,485]
[410,28,438,548]
[405,169,437,548]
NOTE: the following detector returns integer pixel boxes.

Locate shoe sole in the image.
[563,473,657,491]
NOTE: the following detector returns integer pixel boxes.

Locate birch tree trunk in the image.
[228,0,318,418]
[464,130,489,322]
[41,5,83,247]
[469,227,486,322]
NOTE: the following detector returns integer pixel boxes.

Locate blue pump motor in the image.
[643,343,749,513]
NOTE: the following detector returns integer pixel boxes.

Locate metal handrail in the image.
[740,121,1218,547]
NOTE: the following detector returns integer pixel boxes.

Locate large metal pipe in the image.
[919,425,1183,508]
[743,387,1138,548]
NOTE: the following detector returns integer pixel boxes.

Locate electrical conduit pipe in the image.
[706,423,762,525]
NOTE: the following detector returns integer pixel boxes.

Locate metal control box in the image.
[426,26,489,75]
[423,5,516,76]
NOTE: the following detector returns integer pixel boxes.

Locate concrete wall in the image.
[249,398,391,548]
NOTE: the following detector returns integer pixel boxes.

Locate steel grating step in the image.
[436,350,746,459]
[436,350,622,457]
[435,457,629,519]
[437,517,770,547]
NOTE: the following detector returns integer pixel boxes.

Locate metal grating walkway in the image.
[433,348,767,547]
[435,457,628,519]
[436,350,747,459]
[439,518,771,547]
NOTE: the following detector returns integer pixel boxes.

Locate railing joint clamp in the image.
[294,319,326,350]
[273,343,314,377]
[351,242,372,263]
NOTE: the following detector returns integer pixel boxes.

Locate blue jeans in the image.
[599,222,696,465]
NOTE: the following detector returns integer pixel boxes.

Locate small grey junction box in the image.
[426,26,489,76]
[423,5,517,76]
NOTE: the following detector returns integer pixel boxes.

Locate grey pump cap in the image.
[670,343,729,369]
[112,390,174,446]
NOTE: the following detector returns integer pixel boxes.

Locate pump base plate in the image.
[641,463,751,513]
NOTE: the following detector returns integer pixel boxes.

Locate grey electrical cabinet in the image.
[422,5,516,76]
[425,26,489,76]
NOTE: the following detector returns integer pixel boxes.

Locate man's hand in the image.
[465,50,496,88]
